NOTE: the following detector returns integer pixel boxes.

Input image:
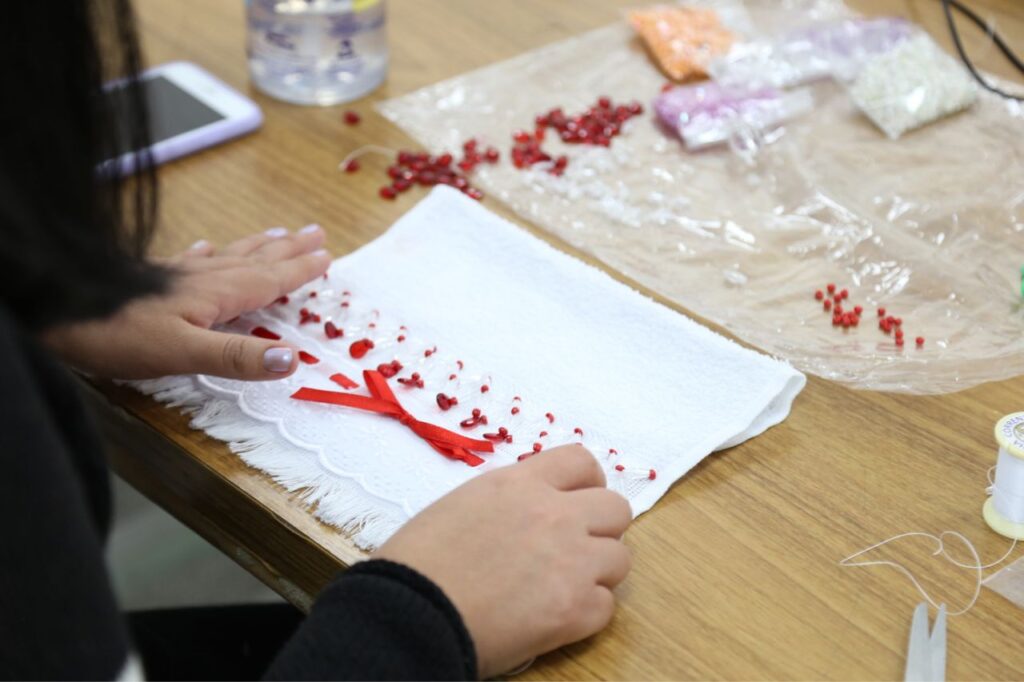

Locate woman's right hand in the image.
[374,445,632,679]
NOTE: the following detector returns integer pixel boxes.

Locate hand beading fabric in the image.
[137,187,805,549]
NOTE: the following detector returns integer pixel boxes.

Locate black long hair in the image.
[0,0,166,331]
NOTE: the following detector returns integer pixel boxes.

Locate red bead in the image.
[349,338,374,359]
[545,412,555,423]
[615,465,625,472]
[343,110,360,125]
[484,147,499,162]
[436,393,452,410]
[854,306,863,315]
[840,289,849,299]
[916,337,925,346]
[609,448,618,455]
[648,469,657,481]
[480,384,490,393]
[275,295,289,305]
[379,186,396,200]
[517,452,537,462]
[324,321,342,339]
[329,372,359,389]
[895,337,904,346]
[397,335,406,342]
[532,442,543,453]
[573,427,584,436]
[824,300,832,311]
[894,318,902,326]
[877,307,886,317]
[597,96,611,109]
[539,431,548,437]
[344,159,360,173]
[827,283,836,293]
[251,326,281,341]
[298,350,319,364]
[814,290,824,300]
[437,152,453,166]
[511,406,520,415]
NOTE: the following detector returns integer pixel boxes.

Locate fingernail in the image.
[190,239,209,250]
[263,348,293,373]
[299,223,321,234]
[265,227,289,238]
[313,249,329,257]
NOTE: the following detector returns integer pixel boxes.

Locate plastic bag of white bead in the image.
[377,0,1024,394]
[708,16,914,90]
[847,33,978,139]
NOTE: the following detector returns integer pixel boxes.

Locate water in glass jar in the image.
[246,0,387,106]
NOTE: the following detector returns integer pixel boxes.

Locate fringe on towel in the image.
[133,376,407,550]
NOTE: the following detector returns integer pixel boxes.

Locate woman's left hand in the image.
[43,225,331,381]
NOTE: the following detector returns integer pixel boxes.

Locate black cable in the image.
[940,0,1024,101]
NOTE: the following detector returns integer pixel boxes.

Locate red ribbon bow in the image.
[290,369,493,467]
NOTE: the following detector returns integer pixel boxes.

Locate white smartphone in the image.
[108,61,263,173]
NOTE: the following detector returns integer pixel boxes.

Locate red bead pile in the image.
[369,142,497,202]
[813,283,924,349]
[513,97,645,175]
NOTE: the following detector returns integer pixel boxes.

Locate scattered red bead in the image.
[298,350,319,365]
[377,360,403,378]
[379,186,396,200]
[344,159,360,173]
[916,337,924,346]
[573,427,584,436]
[648,469,657,481]
[827,283,836,293]
[349,338,375,359]
[545,412,555,423]
[324,321,342,339]
[824,300,832,311]
[878,307,886,317]
[436,393,457,410]
[251,326,281,341]
[615,464,625,472]
[511,406,520,415]
[329,372,359,389]
[815,290,824,301]
[397,372,425,388]
[343,110,361,125]
[480,384,490,393]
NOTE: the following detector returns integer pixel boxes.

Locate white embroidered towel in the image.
[138,186,805,549]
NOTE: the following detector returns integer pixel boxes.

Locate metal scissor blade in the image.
[930,604,946,682]
[905,603,931,682]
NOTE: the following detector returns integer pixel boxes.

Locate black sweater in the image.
[0,306,477,681]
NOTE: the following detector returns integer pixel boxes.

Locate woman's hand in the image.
[374,444,633,679]
[43,226,331,380]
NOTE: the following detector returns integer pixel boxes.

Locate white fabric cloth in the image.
[138,186,805,548]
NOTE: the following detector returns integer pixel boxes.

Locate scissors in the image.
[904,602,946,682]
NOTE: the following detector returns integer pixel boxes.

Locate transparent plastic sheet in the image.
[984,553,1024,611]
[377,0,1024,394]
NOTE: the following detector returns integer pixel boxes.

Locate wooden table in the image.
[94,1,1024,678]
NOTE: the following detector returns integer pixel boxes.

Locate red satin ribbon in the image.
[290,369,493,467]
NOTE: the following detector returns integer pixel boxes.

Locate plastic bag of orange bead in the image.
[378,0,1024,394]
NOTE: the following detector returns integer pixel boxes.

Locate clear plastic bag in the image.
[654,82,814,150]
[378,0,1024,394]
[708,16,914,89]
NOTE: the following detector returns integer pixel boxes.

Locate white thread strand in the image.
[338,145,400,170]
[839,462,1022,617]
[839,531,983,616]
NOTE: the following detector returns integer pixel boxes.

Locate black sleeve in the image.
[265,559,478,681]
[0,313,130,679]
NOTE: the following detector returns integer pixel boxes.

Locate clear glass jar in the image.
[246,0,387,106]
